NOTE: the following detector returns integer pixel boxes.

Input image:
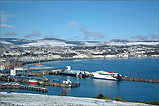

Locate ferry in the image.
[29,79,38,85]
[92,71,122,81]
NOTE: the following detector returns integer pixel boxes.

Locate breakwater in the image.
[51,67,93,78]
[0,84,48,92]
[22,68,93,78]
[122,76,159,83]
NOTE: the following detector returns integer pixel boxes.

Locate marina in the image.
[0,73,80,88]
[25,59,158,102]
[0,59,159,102]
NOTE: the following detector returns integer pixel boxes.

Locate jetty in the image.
[0,84,48,92]
[20,85,48,92]
[51,66,93,78]
[122,76,159,83]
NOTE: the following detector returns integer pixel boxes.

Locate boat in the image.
[62,77,72,87]
[29,79,38,85]
[92,71,122,81]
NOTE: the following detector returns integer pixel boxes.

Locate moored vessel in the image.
[29,79,38,85]
[92,71,122,81]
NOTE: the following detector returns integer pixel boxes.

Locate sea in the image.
[2,58,159,102]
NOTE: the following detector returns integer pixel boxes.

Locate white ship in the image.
[92,71,122,81]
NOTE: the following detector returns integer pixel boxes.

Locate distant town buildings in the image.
[0,44,158,71]
[0,60,22,70]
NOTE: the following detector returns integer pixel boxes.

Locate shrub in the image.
[136,101,159,105]
[145,101,159,105]
[102,96,111,100]
[115,97,122,101]
[61,90,67,96]
[97,94,104,99]
[123,99,130,102]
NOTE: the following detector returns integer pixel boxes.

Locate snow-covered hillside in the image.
[1,92,152,106]
[102,39,158,46]
[0,38,158,47]
[104,41,158,46]
[19,39,76,47]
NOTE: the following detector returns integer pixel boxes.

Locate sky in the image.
[1,0,159,41]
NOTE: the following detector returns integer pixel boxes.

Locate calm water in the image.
[4,59,159,102]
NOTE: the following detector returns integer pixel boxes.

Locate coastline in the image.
[0,92,152,106]
[1,58,158,105]
[22,57,159,65]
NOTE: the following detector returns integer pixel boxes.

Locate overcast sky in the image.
[1,1,159,41]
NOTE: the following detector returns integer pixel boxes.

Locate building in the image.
[0,65,5,70]
[0,60,22,70]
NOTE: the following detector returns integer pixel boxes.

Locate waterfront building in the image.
[0,65,5,70]
[0,60,22,70]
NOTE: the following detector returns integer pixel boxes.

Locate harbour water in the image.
[4,58,159,102]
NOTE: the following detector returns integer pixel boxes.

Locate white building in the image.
[10,69,16,76]
[14,67,23,71]
[0,65,5,70]
[105,55,117,58]
[53,55,62,59]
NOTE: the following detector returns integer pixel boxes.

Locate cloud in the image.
[1,11,14,22]
[24,30,41,38]
[49,29,54,33]
[45,34,59,39]
[63,28,70,32]
[3,31,17,36]
[1,23,14,28]
[74,35,79,39]
[131,34,158,40]
[130,35,148,40]
[149,34,158,40]
[63,20,77,32]
[80,27,105,40]
[68,37,75,40]
[69,20,77,27]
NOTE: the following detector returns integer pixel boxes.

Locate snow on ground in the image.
[19,40,75,47]
[105,41,158,46]
[0,41,13,45]
[126,42,158,46]
[1,92,152,106]
[82,42,101,46]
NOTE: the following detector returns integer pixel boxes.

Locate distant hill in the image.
[0,38,35,45]
[103,38,158,46]
[0,38,158,48]
[108,39,133,43]
[41,38,66,42]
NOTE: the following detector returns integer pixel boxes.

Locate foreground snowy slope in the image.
[1,92,152,106]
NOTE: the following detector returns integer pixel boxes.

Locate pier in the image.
[122,76,159,83]
[20,85,48,92]
[51,66,93,78]
[0,84,48,92]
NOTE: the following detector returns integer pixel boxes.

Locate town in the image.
[0,44,158,70]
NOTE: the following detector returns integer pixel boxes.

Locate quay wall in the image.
[122,76,159,83]
[0,85,48,92]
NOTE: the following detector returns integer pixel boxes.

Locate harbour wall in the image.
[122,76,159,83]
[0,85,48,92]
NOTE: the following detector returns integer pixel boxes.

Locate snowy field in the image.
[1,92,152,106]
